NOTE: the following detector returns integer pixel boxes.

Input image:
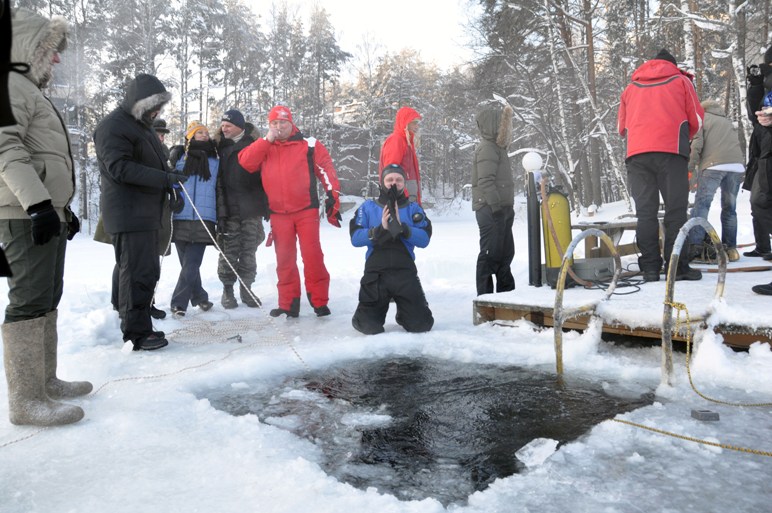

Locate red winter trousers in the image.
[269,209,330,311]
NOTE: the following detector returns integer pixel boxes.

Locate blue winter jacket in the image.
[350,198,431,262]
[174,155,219,222]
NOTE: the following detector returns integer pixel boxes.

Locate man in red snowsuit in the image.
[379,106,422,204]
[618,48,704,282]
[238,106,341,317]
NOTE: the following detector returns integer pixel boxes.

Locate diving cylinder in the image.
[541,187,572,288]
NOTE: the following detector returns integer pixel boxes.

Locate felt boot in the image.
[44,310,92,399]
[2,317,84,426]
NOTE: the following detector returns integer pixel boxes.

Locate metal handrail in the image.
[554,228,622,376]
[661,217,726,385]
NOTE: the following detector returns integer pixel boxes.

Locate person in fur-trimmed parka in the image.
[472,104,516,296]
[0,8,90,426]
[94,73,187,351]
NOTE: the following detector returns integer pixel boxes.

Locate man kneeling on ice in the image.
[349,164,434,334]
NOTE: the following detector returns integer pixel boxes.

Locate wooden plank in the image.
[472,300,772,349]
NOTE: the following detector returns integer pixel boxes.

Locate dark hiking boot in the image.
[306,292,328,316]
[198,300,213,312]
[313,305,331,317]
[221,285,238,309]
[744,248,771,258]
[642,271,660,282]
[150,306,166,320]
[269,307,299,318]
[752,282,772,295]
[133,333,168,351]
[270,298,300,318]
[240,284,260,308]
[171,306,186,318]
[675,267,702,281]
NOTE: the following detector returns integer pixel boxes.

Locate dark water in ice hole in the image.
[204,357,653,506]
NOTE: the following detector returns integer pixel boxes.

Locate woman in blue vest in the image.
[170,121,219,316]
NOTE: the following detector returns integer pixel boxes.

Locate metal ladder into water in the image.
[552,218,727,386]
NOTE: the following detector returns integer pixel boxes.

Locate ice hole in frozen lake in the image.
[203,356,653,506]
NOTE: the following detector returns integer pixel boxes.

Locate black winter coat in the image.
[94,76,173,234]
[216,133,268,220]
[746,124,772,194]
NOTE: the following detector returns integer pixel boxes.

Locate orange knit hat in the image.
[185,121,207,140]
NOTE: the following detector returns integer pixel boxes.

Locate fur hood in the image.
[120,73,172,125]
[701,99,725,117]
[476,104,513,148]
[11,8,68,88]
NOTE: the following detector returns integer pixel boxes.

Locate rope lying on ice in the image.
[610,418,772,457]
[610,301,772,458]
[667,300,772,408]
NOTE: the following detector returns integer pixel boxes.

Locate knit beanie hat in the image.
[221,109,245,129]
[268,105,293,123]
[654,48,677,66]
[185,120,207,140]
[380,164,406,185]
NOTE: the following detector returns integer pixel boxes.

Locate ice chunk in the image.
[515,437,559,468]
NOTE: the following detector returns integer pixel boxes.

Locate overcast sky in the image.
[277,0,481,71]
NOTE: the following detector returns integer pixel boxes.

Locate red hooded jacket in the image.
[379,107,422,204]
[238,128,340,216]
[618,59,704,159]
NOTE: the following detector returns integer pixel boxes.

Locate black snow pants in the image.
[352,267,433,335]
[475,205,515,296]
[113,231,160,342]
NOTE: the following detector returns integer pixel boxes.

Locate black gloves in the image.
[748,65,764,86]
[167,173,189,188]
[216,217,226,235]
[325,190,342,227]
[169,188,185,214]
[27,200,60,245]
[67,211,80,240]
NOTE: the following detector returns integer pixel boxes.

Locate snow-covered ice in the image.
[0,194,770,512]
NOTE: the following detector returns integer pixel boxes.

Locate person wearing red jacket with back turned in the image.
[379,106,422,205]
[238,105,341,318]
[618,48,704,283]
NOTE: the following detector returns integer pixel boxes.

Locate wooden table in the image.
[572,219,639,258]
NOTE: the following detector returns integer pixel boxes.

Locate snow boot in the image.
[2,317,84,426]
[306,293,329,316]
[221,284,238,309]
[240,284,260,308]
[43,310,92,399]
[270,297,300,318]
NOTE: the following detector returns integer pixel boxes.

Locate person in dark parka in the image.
[94,73,187,351]
[743,47,772,258]
[472,103,516,296]
[748,92,772,295]
[215,110,267,309]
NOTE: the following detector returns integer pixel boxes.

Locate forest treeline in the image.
[13,0,772,220]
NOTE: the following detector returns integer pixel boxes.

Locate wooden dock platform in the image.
[473,297,772,348]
